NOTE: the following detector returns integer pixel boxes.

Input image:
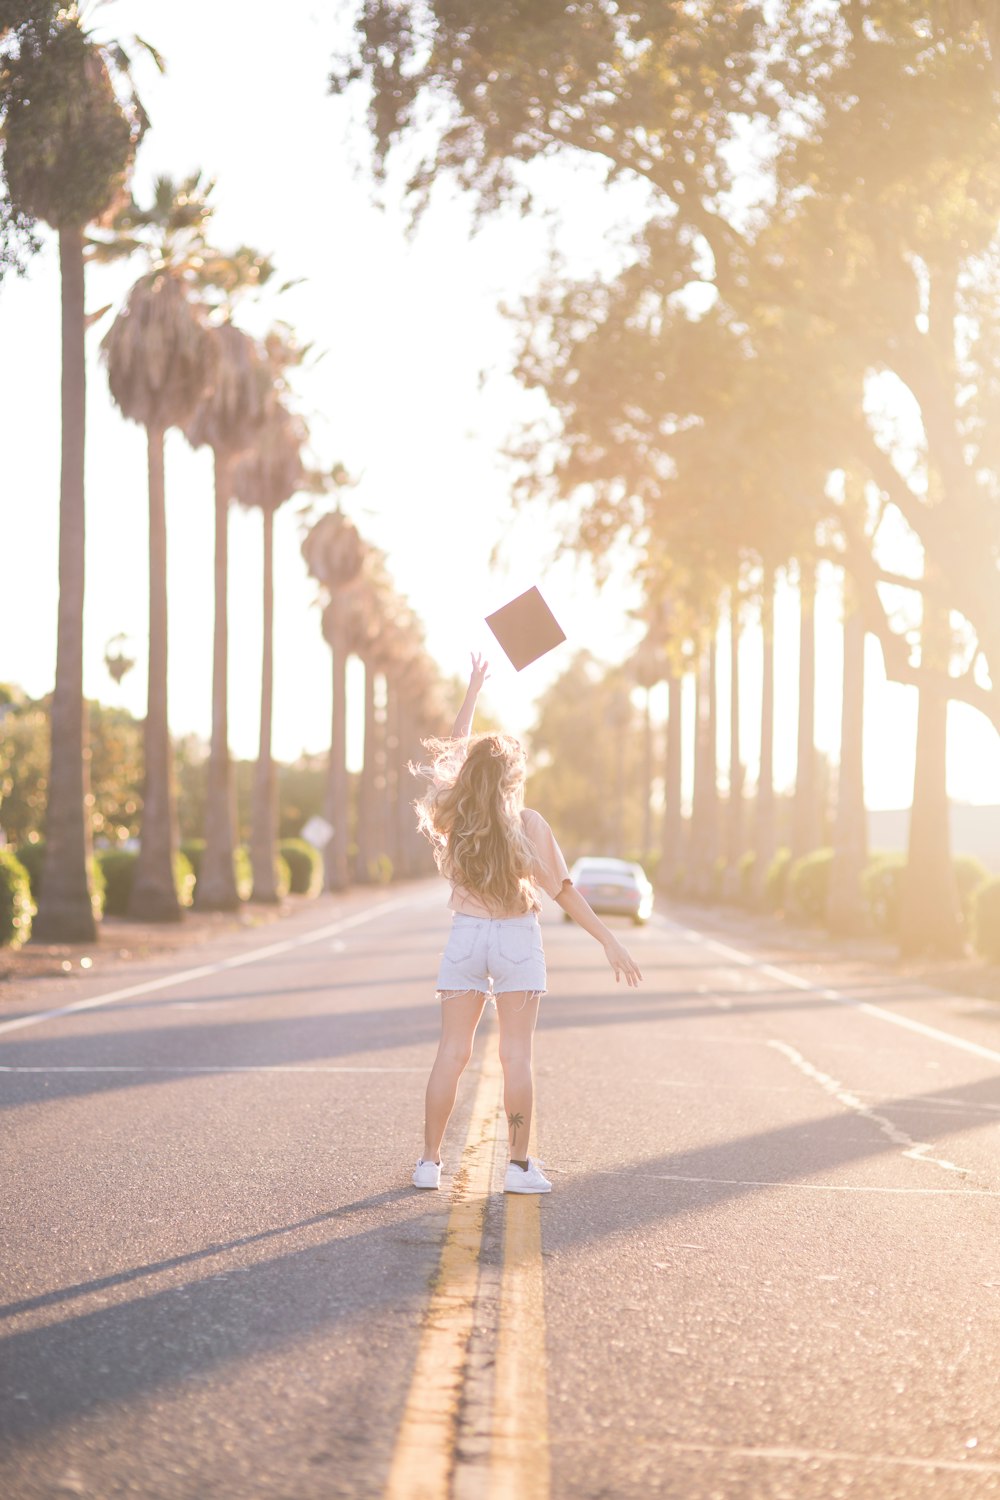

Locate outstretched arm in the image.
[450,652,490,740]
[555,884,643,988]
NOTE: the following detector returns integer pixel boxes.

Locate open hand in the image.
[469,652,490,693]
[604,936,643,988]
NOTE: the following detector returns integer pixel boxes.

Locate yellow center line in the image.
[490,1115,551,1500]
[383,1042,503,1500]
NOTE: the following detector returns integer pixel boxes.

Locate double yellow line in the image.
[384,1044,550,1500]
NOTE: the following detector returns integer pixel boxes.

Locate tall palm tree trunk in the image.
[660,672,683,890]
[827,590,868,934]
[752,566,777,904]
[641,686,654,858]
[197,452,239,910]
[726,583,745,886]
[324,617,350,891]
[792,560,819,857]
[129,423,181,921]
[385,676,401,872]
[690,633,719,898]
[355,659,377,881]
[898,598,962,956]
[35,227,97,942]
[251,506,278,902]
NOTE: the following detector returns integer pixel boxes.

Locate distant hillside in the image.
[868,805,1000,873]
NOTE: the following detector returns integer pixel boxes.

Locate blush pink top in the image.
[448,808,572,918]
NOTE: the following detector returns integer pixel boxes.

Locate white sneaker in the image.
[504,1158,552,1194]
[412,1158,442,1189]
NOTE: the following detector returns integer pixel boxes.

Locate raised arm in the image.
[450,652,490,740]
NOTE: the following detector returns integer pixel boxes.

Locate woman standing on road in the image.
[411,653,643,1194]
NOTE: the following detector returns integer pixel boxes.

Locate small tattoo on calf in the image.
[508,1110,525,1150]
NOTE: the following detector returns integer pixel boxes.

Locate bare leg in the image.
[423,990,488,1161]
[495,990,541,1162]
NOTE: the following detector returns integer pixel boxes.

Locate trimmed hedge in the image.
[765,847,793,912]
[972,878,1000,963]
[279,838,323,896]
[786,847,834,923]
[96,848,196,916]
[0,848,33,947]
[181,840,253,902]
[863,853,990,937]
[861,852,906,935]
[15,838,106,918]
[737,850,756,906]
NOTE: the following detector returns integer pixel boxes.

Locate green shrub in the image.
[279,838,323,896]
[861,852,906,934]
[15,837,106,918]
[368,852,394,885]
[765,847,793,912]
[737,850,756,906]
[97,849,137,916]
[711,854,727,902]
[954,855,990,923]
[181,840,251,901]
[786,847,834,923]
[972,878,1000,963]
[863,852,988,936]
[0,849,33,947]
[96,848,195,916]
[180,838,205,882]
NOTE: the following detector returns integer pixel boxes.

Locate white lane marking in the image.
[652,1078,1000,1114]
[640,1173,1000,1197]
[768,1039,968,1177]
[658,1440,1000,1476]
[680,926,1000,1067]
[0,893,422,1039]
[0,1064,425,1074]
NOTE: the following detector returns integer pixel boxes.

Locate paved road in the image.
[2,883,1000,1499]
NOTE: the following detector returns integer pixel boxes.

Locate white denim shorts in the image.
[436,913,547,1001]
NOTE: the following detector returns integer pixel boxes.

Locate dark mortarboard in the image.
[485,586,566,671]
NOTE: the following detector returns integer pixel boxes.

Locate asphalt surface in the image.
[2,882,1000,1499]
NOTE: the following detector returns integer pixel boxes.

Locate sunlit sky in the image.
[1,0,998,816]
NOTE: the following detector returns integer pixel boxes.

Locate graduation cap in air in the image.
[485,586,566,671]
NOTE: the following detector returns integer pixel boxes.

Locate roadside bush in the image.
[861,852,906,934]
[786,847,834,924]
[14,837,106,918]
[954,855,990,924]
[0,849,33,947]
[972,878,1000,963]
[764,847,793,912]
[711,855,727,903]
[279,838,323,896]
[737,850,756,907]
[181,840,252,901]
[863,852,988,937]
[96,848,195,916]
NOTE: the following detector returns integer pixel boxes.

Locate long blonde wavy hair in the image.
[414,733,537,914]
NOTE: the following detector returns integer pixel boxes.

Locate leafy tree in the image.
[232,393,305,902]
[1,4,147,939]
[100,174,217,920]
[302,509,366,889]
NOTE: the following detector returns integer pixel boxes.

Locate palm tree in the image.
[688,624,719,899]
[101,177,216,920]
[751,563,778,904]
[827,579,868,934]
[232,397,305,902]
[302,510,365,890]
[725,578,745,876]
[2,9,142,940]
[185,324,268,909]
[898,594,963,955]
[660,665,684,892]
[792,558,820,857]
